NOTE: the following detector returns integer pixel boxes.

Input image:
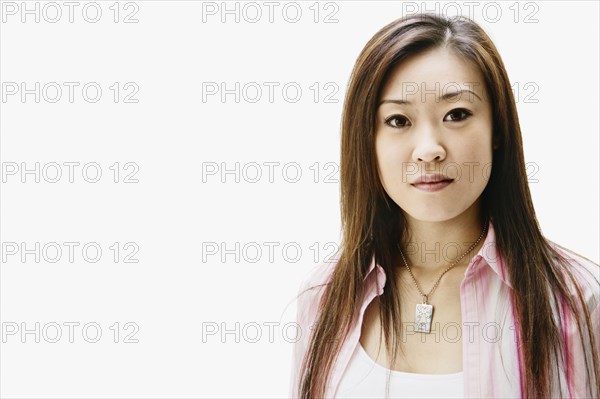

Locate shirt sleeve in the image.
[288,262,335,398]
[288,276,319,399]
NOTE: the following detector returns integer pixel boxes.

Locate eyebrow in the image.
[378,89,482,106]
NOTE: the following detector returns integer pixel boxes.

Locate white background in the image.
[1,1,598,398]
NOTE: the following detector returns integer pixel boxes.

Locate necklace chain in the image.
[398,219,489,304]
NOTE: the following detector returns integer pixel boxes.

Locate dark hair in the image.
[297,13,599,398]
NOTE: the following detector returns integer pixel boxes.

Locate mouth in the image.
[411,179,454,192]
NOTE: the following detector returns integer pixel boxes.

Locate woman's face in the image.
[375,46,494,222]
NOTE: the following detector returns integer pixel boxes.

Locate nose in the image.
[412,126,447,163]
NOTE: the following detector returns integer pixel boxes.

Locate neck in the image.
[400,205,487,274]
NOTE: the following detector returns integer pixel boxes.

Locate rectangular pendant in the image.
[415,303,433,333]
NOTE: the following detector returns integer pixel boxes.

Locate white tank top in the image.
[336,343,464,398]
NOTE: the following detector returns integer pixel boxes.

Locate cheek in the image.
[375,136,408,183]
[457,135,494,185]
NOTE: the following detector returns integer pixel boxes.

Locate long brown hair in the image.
[297,13,599,398]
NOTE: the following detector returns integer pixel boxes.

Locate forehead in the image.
[380,46,487,101]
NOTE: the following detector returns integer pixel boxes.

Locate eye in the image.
[444,108,473,122]
[384,114,411,128]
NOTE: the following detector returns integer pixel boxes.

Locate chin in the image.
[401,205,465,223]
[414,214,458,223]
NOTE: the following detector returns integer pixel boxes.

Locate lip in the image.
[412,174,454,184]
[411,180,453,192]
[410,174,454,192]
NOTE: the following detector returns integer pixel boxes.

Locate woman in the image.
[289,13,599,399]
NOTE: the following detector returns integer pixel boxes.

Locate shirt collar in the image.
[365,220,512,293]
[473,220,512,288]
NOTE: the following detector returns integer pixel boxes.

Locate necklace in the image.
[398,220,488,334]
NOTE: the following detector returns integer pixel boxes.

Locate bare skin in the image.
[358,200,488,374]
[367,43,494,374]
[359,249,483,374]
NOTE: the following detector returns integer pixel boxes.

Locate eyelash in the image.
[384,108,473,129]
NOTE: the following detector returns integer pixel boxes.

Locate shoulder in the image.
[546,241,599,397]
[547,240,599,314]
[294,261,338,327]
[289,261,338,398]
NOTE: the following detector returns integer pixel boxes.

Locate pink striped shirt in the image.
[289,221,600,398]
